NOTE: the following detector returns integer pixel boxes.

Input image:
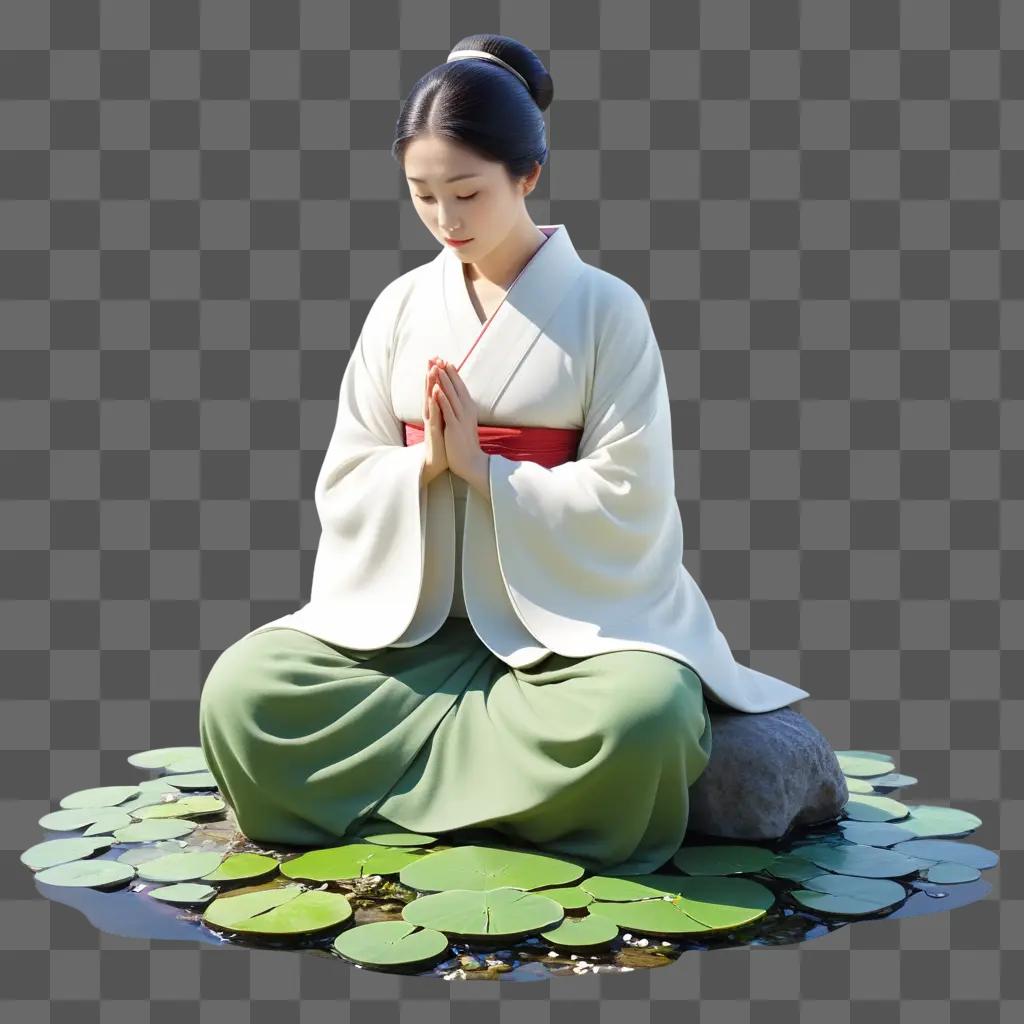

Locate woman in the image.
[199,33,810,876]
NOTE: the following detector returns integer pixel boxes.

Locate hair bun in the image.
[450,33,554,112]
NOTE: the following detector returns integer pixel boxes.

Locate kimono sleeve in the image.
[305,283,430,649]
[486,283,687,653]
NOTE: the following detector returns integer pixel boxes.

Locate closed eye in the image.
[416,193,478,203]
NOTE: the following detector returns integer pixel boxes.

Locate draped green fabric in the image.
[199,618,713,876]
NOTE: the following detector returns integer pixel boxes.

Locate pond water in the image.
[31,797,995,983]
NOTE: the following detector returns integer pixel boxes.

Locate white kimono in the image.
[237,224,811,714]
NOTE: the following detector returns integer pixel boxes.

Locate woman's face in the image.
[403,134,539,263]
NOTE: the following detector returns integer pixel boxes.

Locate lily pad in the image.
[536,885,594,910]
[359,831,438,848]
[889,839,998,870]
[282,843,423,883]
[136,779,183,794]
[39,807,125,832]
[112,818,197,842]
[402,886,564,940]
[765,853,822,882]
[201,852,279,884]
[398,844,584,894]
[672,844,776,875]
[834,751,896,777]
[203,885,353,936]
[59,785,141,810]
[132,796,225,820]
[791,873,907,915]
[837,821,918,847]
[117,841,187,866]
[148,882,219,906]
[162,772,219,791]
[843,776,875,794]
[82,812,134,836]
[796,841,927,879]
[588,875,775,935]
[21,836,114,871]
[842,794,909,822]
[137,851,226,883]
[333,920,451,969]
[35,858,136,890]
[869,772,918,788]
[895,805,983,838]
[540,912,620,949]
[579,873,694,902]
[922,863,980,883]
[127,746,204,770]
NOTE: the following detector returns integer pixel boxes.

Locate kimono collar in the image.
[438,223,587,417]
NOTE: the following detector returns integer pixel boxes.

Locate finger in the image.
[445,363,471,406]
[435,385,456,422]
[438,368,461,414]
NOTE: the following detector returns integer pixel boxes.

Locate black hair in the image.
[391,33,554,184]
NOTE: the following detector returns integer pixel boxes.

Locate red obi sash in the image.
[402,422,582,469]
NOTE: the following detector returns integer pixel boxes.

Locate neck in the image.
[463,220,550,290]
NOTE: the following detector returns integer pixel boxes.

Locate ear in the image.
[521,161,542,196]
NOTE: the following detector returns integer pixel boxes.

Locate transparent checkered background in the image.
[1,0,1018,1019]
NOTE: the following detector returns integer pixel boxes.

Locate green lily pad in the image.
[765,853,822,882]
[895,805,983,838]
[137,851,226,883]
[136,851,226,884]
[333,920,451,968]
[282,843,423,883]
[359,831,438,848]
[540,912,620,949]
[796,841,926,878]
[869,772,918,788]
[148,882,219,906]
[127,746,204,770]
[588,875,775,935]
[59,785,141,810]
[132,796,225,820]
[835,752,895,778]
[672,844,776,875]
[837,821,918,847]
[115,792,172,814]
[536,885,594,910]
[162,772,218,791]
[117,841,187,865]
[203,885,353,936]
[35,858,136,890]
[82,812,134,836]
[579,873,693,902]
[21,836,113,871]
[402,886,564,940]
[136,779,183,794]
[922,863,980,883]
[842,794,909,821]
[398,844,584,894]
[843,776,875,794]
[112,818,197,842]
[201,852,278,884]
[39,807,125,832]
[889,839,998,870]
[791,873,907,915]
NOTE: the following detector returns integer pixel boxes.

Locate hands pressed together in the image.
[421,357,490,498]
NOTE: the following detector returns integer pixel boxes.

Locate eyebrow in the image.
[406,173,481,184]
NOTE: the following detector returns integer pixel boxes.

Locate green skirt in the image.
[198,617,713,876]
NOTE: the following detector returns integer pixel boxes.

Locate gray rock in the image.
[688,705,849,840]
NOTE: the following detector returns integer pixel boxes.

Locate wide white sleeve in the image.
[485,285,688,653]
[304,284,430,648]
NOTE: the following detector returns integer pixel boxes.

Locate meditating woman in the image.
[199,33,810,876]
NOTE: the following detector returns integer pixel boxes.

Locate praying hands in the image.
[425,357,491,500]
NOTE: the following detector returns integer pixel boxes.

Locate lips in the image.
[445,237,472,246]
